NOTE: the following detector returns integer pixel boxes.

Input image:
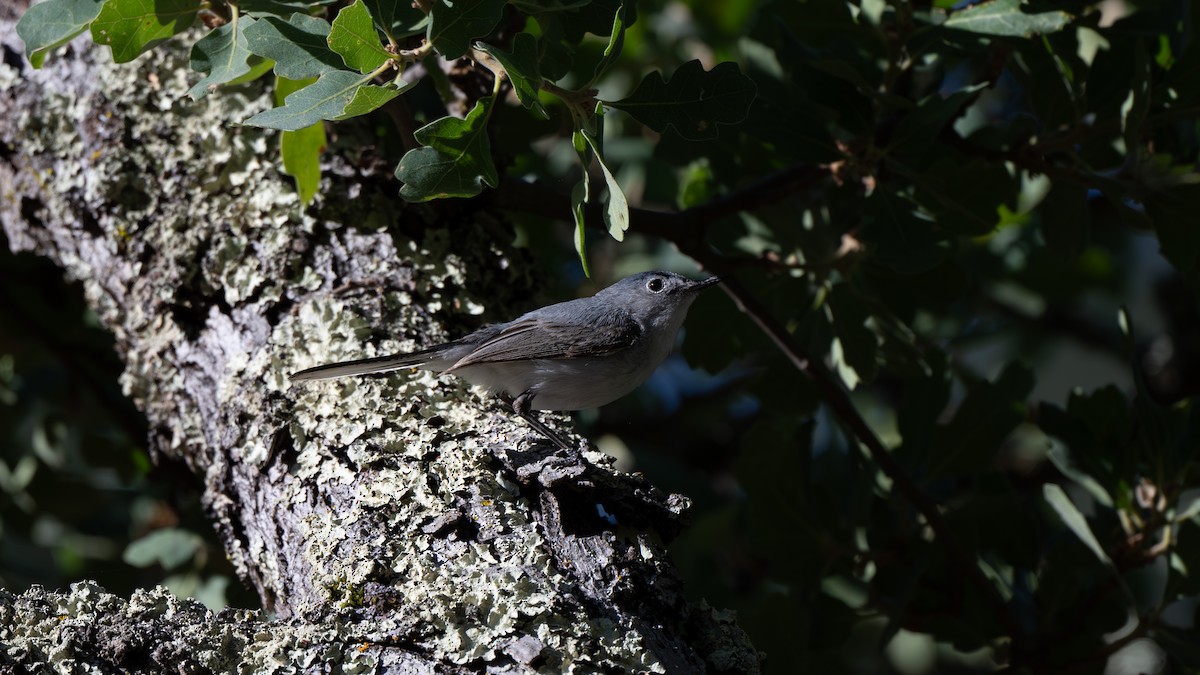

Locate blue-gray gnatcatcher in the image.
[291,271,720,449]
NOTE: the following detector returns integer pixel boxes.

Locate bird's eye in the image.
[646,278,665,293]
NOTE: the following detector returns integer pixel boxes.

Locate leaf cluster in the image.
[16,0,757,270]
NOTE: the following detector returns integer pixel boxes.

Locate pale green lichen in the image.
[0,582,384,673]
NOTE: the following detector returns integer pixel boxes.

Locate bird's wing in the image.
[445,309,641,373]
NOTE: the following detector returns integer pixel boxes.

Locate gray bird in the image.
[291,271,720,449]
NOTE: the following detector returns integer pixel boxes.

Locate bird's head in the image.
[597,270,721,332]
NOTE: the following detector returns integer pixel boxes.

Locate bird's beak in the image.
[688,276,722,292]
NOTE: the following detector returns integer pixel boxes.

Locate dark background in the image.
[5,0,1200,672]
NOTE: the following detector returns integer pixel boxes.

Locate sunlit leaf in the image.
[90,0,198,63]
[571,179,590,276]
[943,0,1071,38]
[276,77,325,205]
[328,0,391,73]
[188,14,258,100]
[16,0,104,68]
[396,96,498,200]
[336,80,407,119]
[589,2,626,84]
[578,107,628,241]
[226,56,274,85]
[244,69,401,130]
[244,14,341,80]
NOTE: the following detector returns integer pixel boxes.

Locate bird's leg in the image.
[511,392,574,451]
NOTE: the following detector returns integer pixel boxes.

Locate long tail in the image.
[290,346,445,382]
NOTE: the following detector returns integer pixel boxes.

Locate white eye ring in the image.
[646,278,665,293]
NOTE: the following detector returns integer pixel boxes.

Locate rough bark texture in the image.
[0,7,759,674]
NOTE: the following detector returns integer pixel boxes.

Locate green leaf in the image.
[226,56,274,85]
[123,528,204,570]
[16,0,105,68]
[282,123,325,205]
[943,0,1071,38]
[1042,484,1114,569]
[337,82,406,119]
[608,60,757,141]
[189,14,258,100]
[476,34,547,119]
[274,74,307,106]
[589,3,626,84]
[276,77,325,206]
[328,0,391,73]
[396,96,499,201]
[677,158,714,210]
[244,69,401,131]
[578,107,629,241]
[90,0,199,64]
[244,14,341,80]
[427,0,505,60]
[571,178,591,276]
[363,0,427,39]
[594,162,629,242]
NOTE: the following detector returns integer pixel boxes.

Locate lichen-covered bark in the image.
[1,583,446,673]
[0,7,758,674]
